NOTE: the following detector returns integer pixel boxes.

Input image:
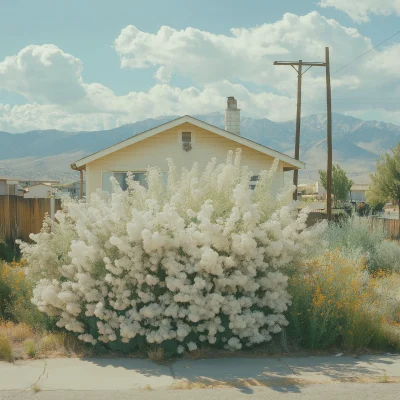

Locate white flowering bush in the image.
[20,150,326,355]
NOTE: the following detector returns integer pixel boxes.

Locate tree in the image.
[319,164,353,208]
[366,144,400,219]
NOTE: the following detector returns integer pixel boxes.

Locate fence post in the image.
[50,197,55,220]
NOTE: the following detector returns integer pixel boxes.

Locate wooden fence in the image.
[0,195,61,243]
[381,218,400,240]
[306,212,400,239]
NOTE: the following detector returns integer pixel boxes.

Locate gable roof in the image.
[71,115,305,170]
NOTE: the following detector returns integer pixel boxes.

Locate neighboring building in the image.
[71,98,305,200]
[24,183,56,199]
[19,179,60,188]
[58,181,86,199]
[0,177,25,196]
[350,184,369,203]
[298,182,324,197]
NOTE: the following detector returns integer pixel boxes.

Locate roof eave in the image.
[71,115,305,170]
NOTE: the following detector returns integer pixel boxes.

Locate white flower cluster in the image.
[20,150,326,353]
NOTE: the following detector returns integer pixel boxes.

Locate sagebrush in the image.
[323,216,400,273]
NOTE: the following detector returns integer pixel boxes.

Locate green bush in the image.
[323,216,400,273]
[0,239,20,262]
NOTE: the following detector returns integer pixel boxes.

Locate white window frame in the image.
[178,129,196,147]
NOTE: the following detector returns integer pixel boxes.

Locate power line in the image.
[333,28,400,74]
[301,97,400,105]
[330,97,400,100]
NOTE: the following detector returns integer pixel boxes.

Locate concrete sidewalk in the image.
[1,354,400,392]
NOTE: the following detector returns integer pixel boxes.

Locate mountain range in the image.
[1,112,399,184]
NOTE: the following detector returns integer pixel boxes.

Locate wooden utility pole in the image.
[274,50,333,219]
[325,47,333,221]
[273,60,325,200]
[293,60,302,201]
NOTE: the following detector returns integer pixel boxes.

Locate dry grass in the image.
[147,347,165,362]
[40,333,66,353]
[24,339,37,358]
[0,322,34,342]
[0,333,13,362]
[0,321,40,359]
[0,321,87,360]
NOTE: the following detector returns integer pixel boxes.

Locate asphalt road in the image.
[1,384,400,400]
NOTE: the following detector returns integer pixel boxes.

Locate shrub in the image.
[0,238,20,262]
[0,261,55,330]
[24,339,37,358]
[0,261,29,320]
[0,334,13,362]
[323,216,400,273]
[39,332,85,356]
[40,333,65,353]
[288,250,400,350]
[20,151,326,354]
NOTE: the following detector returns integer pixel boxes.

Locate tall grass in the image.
[0,334,13,362]
[323,216,400,273]
[0,261,55,330]
[288,250,400,350]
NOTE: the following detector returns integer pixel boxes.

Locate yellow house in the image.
[71,97,305,199]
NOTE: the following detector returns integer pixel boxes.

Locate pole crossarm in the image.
[273,61,326,67]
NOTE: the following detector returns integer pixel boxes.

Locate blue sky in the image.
[0,0,399,132]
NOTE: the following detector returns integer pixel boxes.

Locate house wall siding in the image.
[85,123,285,197]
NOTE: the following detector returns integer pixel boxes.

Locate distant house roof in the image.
[0,177,19,184]
[71,115,306,171]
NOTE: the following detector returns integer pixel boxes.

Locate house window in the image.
[113,172,148,190]
[249,175,259,191]
[182,132,191,143]
[182,132,192,151]
[102,171,168,193]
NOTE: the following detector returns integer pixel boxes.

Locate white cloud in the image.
[319,0,400,23]
[1,12,400,132]
[0,81,295,133]
[0,45,85,104]
[112,12,400,123]
[114,12,371,91]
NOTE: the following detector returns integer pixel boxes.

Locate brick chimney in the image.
[224,96,240,135]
